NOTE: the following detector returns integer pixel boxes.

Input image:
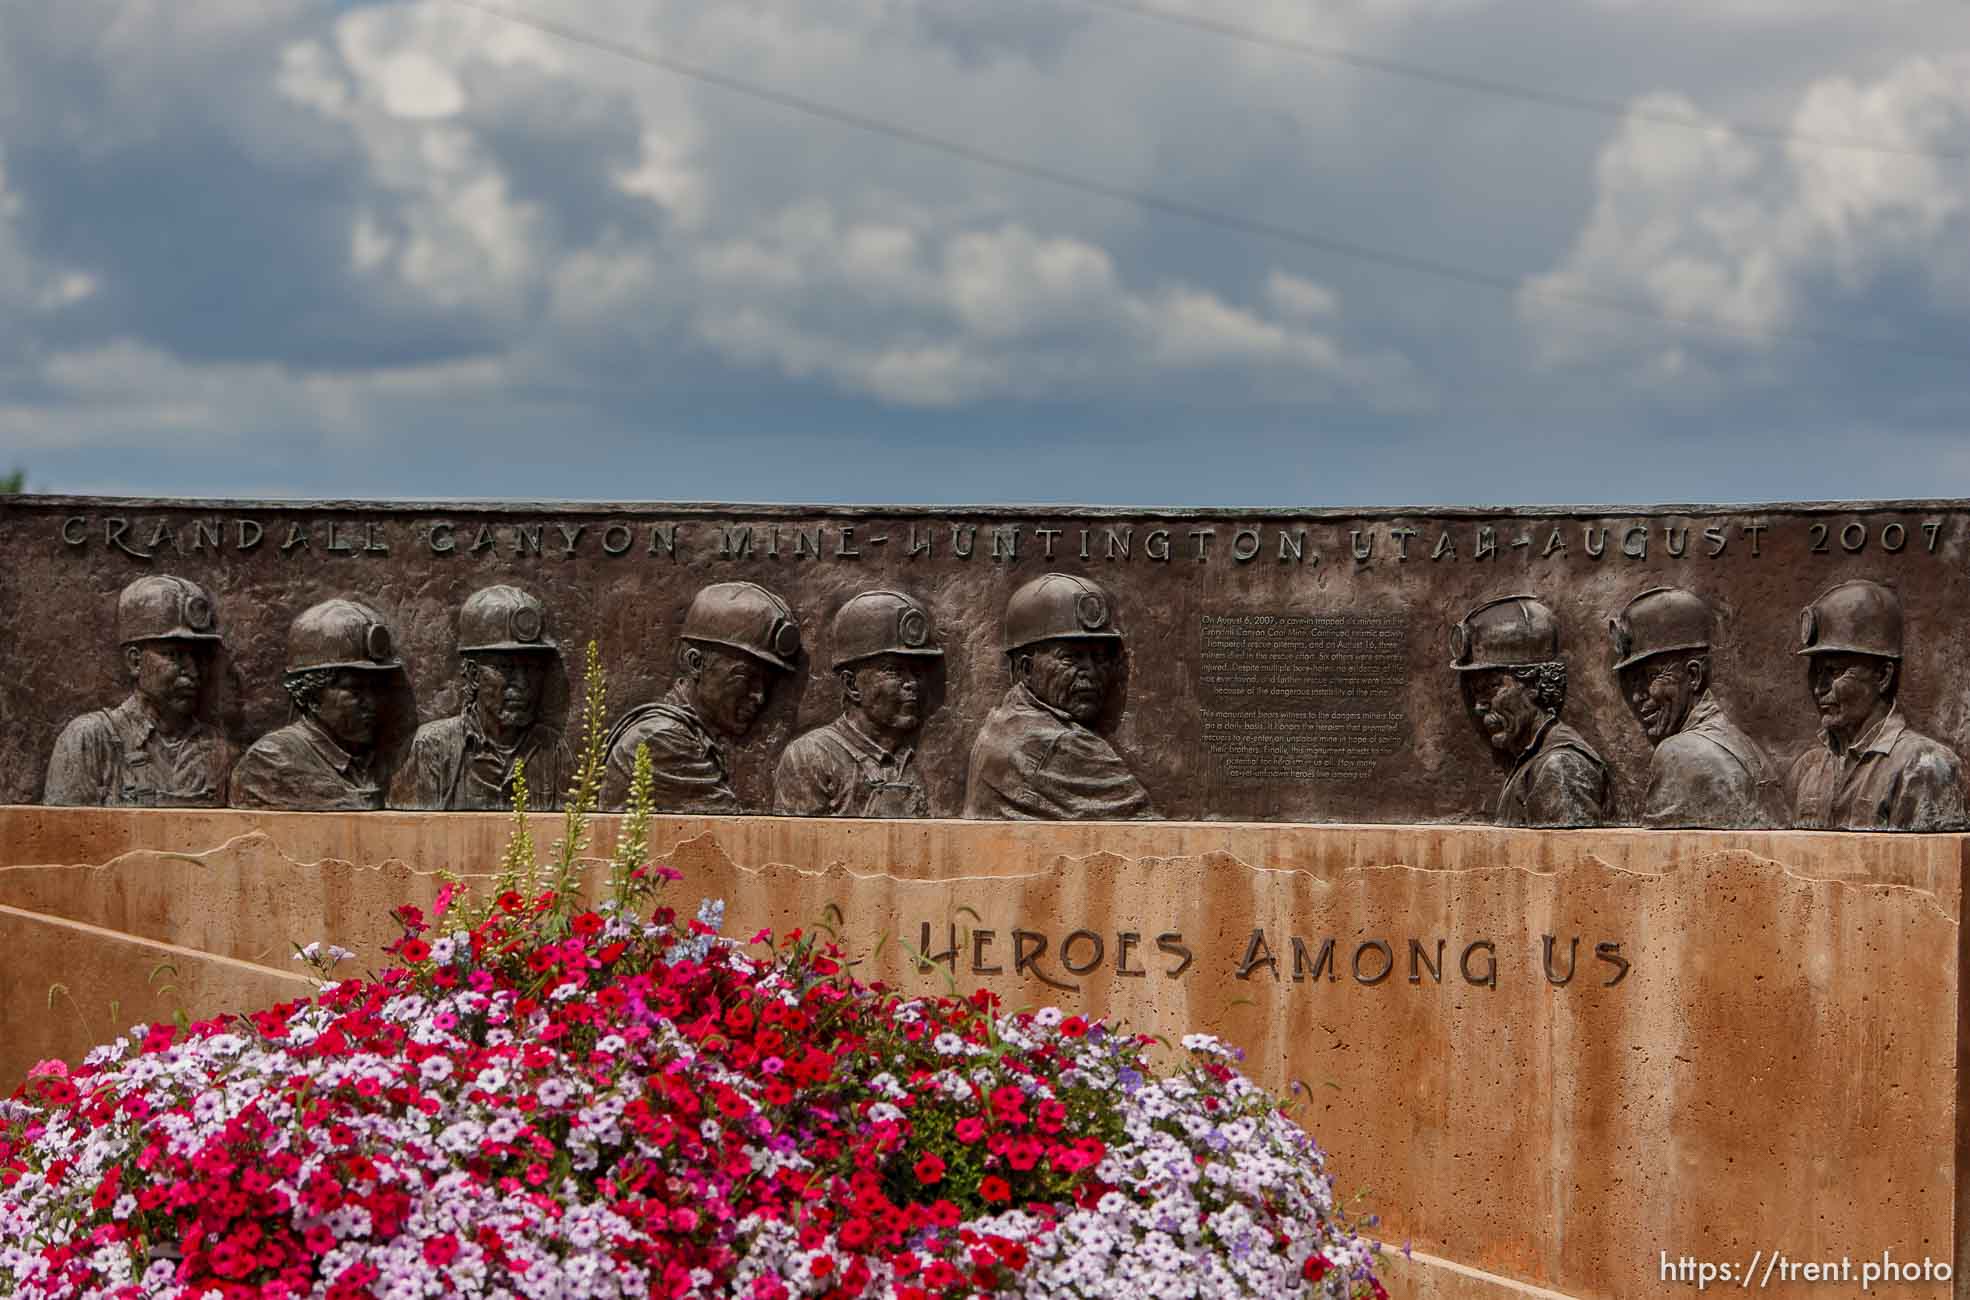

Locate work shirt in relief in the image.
[1787,707,1966,831]
[602,685,740,813]
[1495,718,1611,829]
[229,715,384,811]
[43,694,233,807]
[774,717,928,817]
[1642,692,1773,829]
[963,683,1153,821]
[389,713,564,811]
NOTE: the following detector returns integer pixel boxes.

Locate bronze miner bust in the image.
[775,590,945,817]
[229,598,403,811]
[602,581,800,813]
[1786,579,1966,831]
[1608,587,1771,828]
[390,585,564,812]
[44,575,234,807]
[1452,593,1610,828]
[964,573,1153,820]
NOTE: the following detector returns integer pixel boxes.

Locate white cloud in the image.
[1521,59,1970,371]
[0,340,509,450]
[1264,271,1339,320]
[683,206,1395,406]
[371,49,466,120]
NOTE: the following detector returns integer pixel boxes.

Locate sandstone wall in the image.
[1,807,1961,1299]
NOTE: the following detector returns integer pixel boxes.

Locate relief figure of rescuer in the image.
[775,590,944,817]
[964,573,1153,820]
[1451,593,1611,828]
[1608,587,1772,828]
[229,598,404,811]
[602,582,800,813]
[44,575,235,807]
[1787,579,1966,831]
[389,585,564,811]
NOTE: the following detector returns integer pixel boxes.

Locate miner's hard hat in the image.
[1003,573,1124,654]
[1796,579,1902,659]
[830,590,944,670]
[457,585,556,655]
[1450,594,1563,671]
[286,597,401,674]
[681,582,800,672]
[1608,587,1713,671]
[116,575,223,647]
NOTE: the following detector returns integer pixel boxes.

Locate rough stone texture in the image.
[0,808,1958,1299]
[10,497,1970,826]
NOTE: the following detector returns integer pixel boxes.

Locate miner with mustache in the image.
[1787,579,1965,831]
[964,573,1153,820]
[603,581,800,813]
[1607,587,1771,828]
[1452,593,1611,828]
[44,575,235,807]
[390,585,565,811]
[775,590,944,818]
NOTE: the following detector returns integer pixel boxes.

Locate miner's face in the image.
[1021,638,1117,724]
[128,640,204,719]
[1464,667,1544,755]
[848,654,931,733]
[1808,653,1892,738]
[314,670,383,750]
[471,653,546,734]
[1622,654,1701,745]
[692,643,774,737]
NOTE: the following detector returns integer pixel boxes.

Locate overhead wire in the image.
[437,0,1970,365]
[1064,0,1966,163]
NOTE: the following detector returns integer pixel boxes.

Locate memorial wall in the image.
[5,496,1969,830]
[3,494,1968,1297]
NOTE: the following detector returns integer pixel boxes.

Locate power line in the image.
[438,0,1970,365]
[1065,0,1965,163]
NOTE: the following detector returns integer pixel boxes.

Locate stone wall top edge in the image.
[9,494,1970,520]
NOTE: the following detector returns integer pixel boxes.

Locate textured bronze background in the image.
[6,497,1969,826]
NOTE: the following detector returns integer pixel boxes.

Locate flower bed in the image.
[2,653,1384,1299]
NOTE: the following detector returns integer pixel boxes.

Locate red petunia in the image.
[912,1153,946,1185]
[977,1175,1011,1204]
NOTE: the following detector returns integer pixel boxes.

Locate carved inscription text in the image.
[1198,613,1408,784]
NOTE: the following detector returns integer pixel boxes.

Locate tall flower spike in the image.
[611,742,656,917]
[549,641,609,911]
[494,757,536,915]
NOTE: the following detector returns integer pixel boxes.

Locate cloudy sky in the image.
[1,0,1966,507]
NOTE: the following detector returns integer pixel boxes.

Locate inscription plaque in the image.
[1198,613,1407,783]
